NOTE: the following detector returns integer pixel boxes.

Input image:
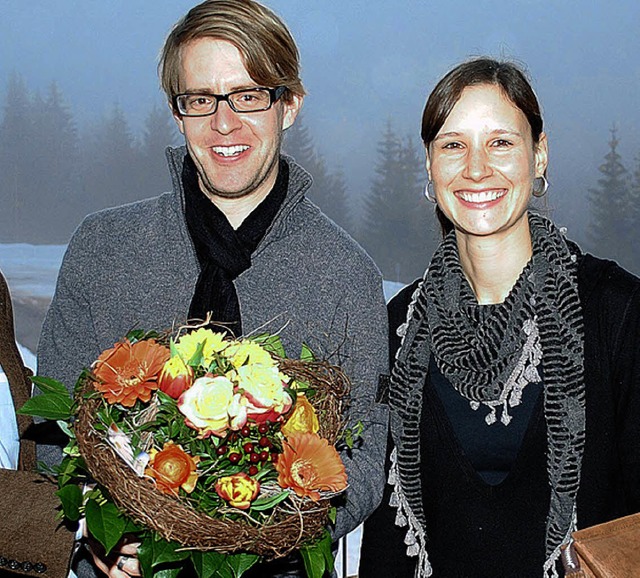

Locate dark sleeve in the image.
[608,271,640,512]
[359,279,421,578]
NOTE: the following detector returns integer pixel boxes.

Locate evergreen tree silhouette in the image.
[586,126,632,270]
[283,113,353,233]
[360,121,436,282]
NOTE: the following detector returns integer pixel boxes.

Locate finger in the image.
[118,542,141,556]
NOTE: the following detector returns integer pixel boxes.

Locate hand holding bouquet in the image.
[21,327,352,578]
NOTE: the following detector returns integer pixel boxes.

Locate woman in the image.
[359,58,640,577]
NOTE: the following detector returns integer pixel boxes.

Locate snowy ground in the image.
[0,243,405,577]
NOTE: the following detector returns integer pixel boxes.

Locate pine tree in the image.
[32,82,81,241]
[139,104,179,198]
[283,113,353,234]
[79,103,141,213]
[359,122,437,282]
[0,72,34,241]
[628,150,640,274]
[586,127,632,269]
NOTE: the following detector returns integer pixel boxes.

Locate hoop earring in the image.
[532,175,549,197]
[424,181,437,203]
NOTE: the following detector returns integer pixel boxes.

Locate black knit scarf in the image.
[184,156,288,336]
[388,213,586,577]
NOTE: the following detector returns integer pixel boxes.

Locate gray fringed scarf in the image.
[388,213,586,577]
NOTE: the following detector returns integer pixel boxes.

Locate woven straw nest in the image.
[74,356,350,559]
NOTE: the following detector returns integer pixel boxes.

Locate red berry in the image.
[240,425,251,437]
[229,452,241,464]
[216,445,227,456]
[259,450,269,462]
[248,465,258,476]
[243,442,254,453]
[270,452,279,463]
[259,437,271,448]
[258,423,269,435]
[249,452,260,463]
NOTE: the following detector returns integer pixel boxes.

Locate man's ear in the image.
[281,94,303,131]
[171,102,185,135]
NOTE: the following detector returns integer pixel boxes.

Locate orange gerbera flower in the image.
[93,339,170,407]
[275,432,347,501]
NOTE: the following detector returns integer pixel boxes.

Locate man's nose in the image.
[209,100,243,134]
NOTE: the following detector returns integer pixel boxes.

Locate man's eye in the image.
[492,139,512,147]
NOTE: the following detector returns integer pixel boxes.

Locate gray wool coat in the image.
[38,147,389,577]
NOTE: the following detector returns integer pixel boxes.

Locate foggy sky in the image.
[2,0,639,241]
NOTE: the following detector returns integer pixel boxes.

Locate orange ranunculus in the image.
[215,472,260,510]
[158,356,194,399]
[145,441,199,496]
[281,394,319,437]
[93,339,170,407]
[275,432,347,501]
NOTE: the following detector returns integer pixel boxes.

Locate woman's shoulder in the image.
[578,252,640,312]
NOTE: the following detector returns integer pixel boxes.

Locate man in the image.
[38,1,388,576]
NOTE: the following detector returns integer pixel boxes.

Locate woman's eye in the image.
[443,142,462,150]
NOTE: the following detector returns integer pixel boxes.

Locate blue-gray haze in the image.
[2,0,640,243]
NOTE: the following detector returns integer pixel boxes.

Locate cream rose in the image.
[178,375,235,437]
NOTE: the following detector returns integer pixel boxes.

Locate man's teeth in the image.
[212,145,249,157]
[459,190,505,203]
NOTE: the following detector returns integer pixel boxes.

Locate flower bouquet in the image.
[21,327,353,578]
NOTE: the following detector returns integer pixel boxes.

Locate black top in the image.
[360,252,640,577]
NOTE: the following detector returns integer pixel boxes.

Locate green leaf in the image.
[300,546,327,578]
[56,484,83,522]
[138,535,154,578]
[226,553,260,578]
[151,538,190,566]
[30,375,70,395]
[249,490,290,511]
[190,551,225,578]
[301,530,333,578]
[327,507,337,525]
[85,499,126,554]
[18,393,74,420]
[300,343,316,362]
[154,568,182,578]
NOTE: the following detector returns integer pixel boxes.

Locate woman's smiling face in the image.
[427,83,548,241]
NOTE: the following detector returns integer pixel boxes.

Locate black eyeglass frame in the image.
[173,86,287,117]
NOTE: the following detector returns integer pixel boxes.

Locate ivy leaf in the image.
[300,546,327,578]
[151,538,190,566]
[190,551,225,578]
[85,499,126,554]
[137,535,154,578]
[301,530,334,578]
[30,375,69,395]
[226,553,260,578]
[56,484,83,522]
[18,393,73,421]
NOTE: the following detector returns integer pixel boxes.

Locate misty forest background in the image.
[1,72,639,284]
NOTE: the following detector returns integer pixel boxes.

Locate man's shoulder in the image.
[294,197,380,273]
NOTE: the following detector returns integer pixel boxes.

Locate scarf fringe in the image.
[389,447,433,577]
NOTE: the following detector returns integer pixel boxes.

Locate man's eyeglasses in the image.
[174,86,287,117]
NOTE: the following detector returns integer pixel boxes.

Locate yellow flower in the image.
[145,442,199,496]
[177,375,236,437]
[282,395,319,437]
[173,329,227,367]
[215,472,260,510]
[226,340,275,368]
